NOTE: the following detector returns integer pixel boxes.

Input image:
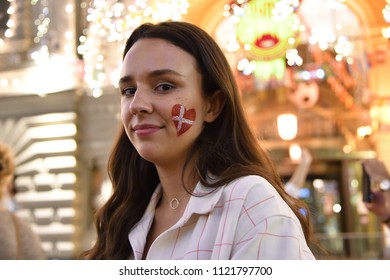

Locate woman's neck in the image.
[155,162,197,205]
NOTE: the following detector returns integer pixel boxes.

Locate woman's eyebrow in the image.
[119,69,184,85]
[148,69,184,78]
[118,75,133,85]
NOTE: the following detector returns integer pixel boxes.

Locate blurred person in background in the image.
[285,147,312,199]
[362,159,390,228]
[0,142,46,259]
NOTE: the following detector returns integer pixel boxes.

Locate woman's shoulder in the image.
[192,175,296,227]
[225,175,278,195]
[221,175,290,212]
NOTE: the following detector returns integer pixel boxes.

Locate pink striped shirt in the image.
[128,175,315,260]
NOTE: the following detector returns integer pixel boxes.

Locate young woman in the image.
[82,21,315,260]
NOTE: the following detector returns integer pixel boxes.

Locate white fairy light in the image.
[1,0,17,41]
[29,0,51,63]
[383,3,390,23]
[382,26,390,39]
[65,4,74,14]
[382,1,390,39]
[334,35,353,57]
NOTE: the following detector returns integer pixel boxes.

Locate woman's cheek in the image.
[171,104,196,136]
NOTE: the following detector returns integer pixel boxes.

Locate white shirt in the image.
[128,175,315,260]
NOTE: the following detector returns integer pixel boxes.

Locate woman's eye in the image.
[122,87,136,96]
[155,83,175,92]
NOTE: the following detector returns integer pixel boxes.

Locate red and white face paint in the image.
[171,104,196,136]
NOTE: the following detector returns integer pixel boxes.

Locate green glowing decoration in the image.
[235,0,300,81]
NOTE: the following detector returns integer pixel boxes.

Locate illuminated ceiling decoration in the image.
[79,0,190,98]
[286,79,319,109]
[223,0,302,82]
[30,0,54,65]
[369,0,390,131]
[0,1,78,96]
[277,113,298,140]
[0,0,15,47]
[382,0,390,39]
[306,1,354,62]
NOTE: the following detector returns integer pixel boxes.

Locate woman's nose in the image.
[129,90,153,115]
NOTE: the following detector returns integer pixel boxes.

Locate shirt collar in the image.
[184,181,224,216]
[127,179,223,259]
[137,176,224,223]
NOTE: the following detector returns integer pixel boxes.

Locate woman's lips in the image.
[132,124,161,136]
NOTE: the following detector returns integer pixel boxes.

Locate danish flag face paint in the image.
[171,104,196,136]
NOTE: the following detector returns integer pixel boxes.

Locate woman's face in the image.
[119,38,215,167]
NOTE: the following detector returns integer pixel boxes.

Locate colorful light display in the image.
[223,0,302,81]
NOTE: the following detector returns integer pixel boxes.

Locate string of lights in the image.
[0,0,383,97]
[0,0,189,97]
[383,0,390,39]
[79,0,190,97]
[0,0,15,47]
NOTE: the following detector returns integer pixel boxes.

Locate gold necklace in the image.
[169,192,190,210]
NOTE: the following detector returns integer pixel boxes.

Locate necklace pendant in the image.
[170,198,180,210]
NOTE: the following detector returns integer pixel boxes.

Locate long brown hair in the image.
[82,21,314,259]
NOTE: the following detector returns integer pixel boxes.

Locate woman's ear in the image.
[204,90,225,123]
